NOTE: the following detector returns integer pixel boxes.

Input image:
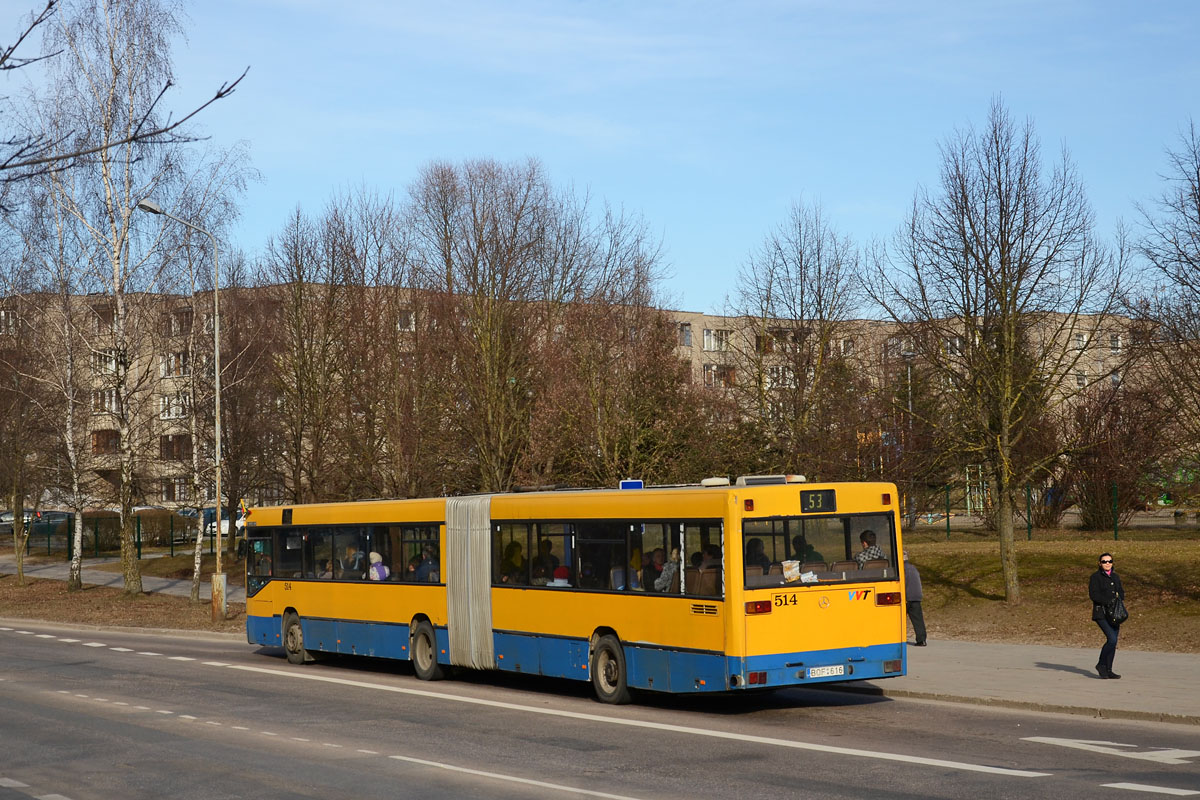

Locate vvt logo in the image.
[847,589,873,601]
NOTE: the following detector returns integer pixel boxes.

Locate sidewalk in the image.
[0,553,246,603]
[2,554,1196,724]
[852,639,1200,725]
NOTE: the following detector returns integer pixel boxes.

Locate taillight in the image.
[745,600,772,615]
[747,671,768,684]
[883,659,902,673]
[876,591,901,606]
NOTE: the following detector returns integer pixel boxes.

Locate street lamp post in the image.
[136,199,226,621]
[901,350,915,529]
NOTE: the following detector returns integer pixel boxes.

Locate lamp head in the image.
[136,199,164,214]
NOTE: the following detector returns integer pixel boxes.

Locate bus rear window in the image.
[743,513,898,588]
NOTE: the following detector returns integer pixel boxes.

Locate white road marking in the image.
[202,661,230,667]
[35,634,55,639]
[110,647,133,652]
[262,732,278,737]
[137,652,162,656]
[57,638,79,643]
[112,702,128,706]
[323,743,342,748]
[388,753,643,799]
[0,627,12,631]
[1102,783,1200,796]
[15,630,34,635]
[81,642,106,648]
[1024,738,1200,766]
[292,737,310,742]
[357,749,378,755]
[155,710,172,715]
[73,694,88,698]
[134,706,150,711]
[206,721,222,726]
[232,726,249,730]
[0,777,29,787]
[226,664,1048,777]
[38,794,73,800]
[169,656,195,661]
[180,715,197,720]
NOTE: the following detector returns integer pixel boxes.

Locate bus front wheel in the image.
[283,612,308,665]
[411,620,445,681]
[591,634,631,704]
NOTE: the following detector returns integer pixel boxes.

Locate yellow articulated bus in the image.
[244,476,907,703]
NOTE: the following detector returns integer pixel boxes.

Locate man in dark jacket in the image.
[1088,552,1125,679]
[903,553,926,646]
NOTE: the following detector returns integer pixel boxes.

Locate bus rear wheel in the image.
[411,620,444,681]
[591,634,631,704]
[283,612,308,665]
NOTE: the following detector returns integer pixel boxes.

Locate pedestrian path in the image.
[0,553,246,603]
[2,553,1196,724]
[854,639,1200,725]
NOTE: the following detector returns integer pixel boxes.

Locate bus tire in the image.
[591,634,631,704]
[411,620,444,681]
[283,612,308,665]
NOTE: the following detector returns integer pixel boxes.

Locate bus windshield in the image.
[742,512,898,588]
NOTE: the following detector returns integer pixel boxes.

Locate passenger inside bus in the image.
[368,552,390,580]
[745,538,770,571]
[412,545,438,582]
[316,559,333,579]
[534,539,559,574]
[499,541,526,584]
[792,534,825,564]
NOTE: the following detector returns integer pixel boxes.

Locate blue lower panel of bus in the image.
[248,614,904,694]
[492,631,727,693]
[247,614,414,661]
[728,642,906,689]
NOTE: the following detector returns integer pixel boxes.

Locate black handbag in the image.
[1106,596,1129,625]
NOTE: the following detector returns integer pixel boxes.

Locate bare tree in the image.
[727,199,870,479]
[266,209,347,502]
[0,1,245,201]
[408,158,600,492]
[1137,120,1200,455]
[871,100,1123,604]
[24,0,215,594]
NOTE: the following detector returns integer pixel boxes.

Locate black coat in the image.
[1089,568,1124,622]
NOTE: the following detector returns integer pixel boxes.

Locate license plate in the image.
[807,665,845,678]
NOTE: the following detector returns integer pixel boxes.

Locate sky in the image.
[131,1,1200,313]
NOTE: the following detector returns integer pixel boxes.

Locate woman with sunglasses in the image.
[1088,553,1125,679]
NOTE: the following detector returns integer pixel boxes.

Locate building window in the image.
[703,329,731,352]
[92,389,119,414]
[159,350,190,378]
[1110,370,1121,387]
[885,337,912,361]
[397,309,415,332]
[92,348,121,375]
[91,429,119,454]
[1109,334,1122,355]
[677,323,692,348]
[1074,332,1088,351]
[766,365,795,389]
[0,309,16,335]
[93,305,114,334]
[755,334,774,355]
[159,434,192,461]
[161,477,190,503]
[703,363,736,388]
[1075,370,1087,388]
[159,392,191,419]
[841,338,855,356]
[946,336,964,357]
[162,308,193,336]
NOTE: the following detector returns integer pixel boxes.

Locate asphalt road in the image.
[1,624,1197,800]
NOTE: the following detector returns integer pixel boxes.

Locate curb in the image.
[828,683,1200,726]
[0,616,245,643]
